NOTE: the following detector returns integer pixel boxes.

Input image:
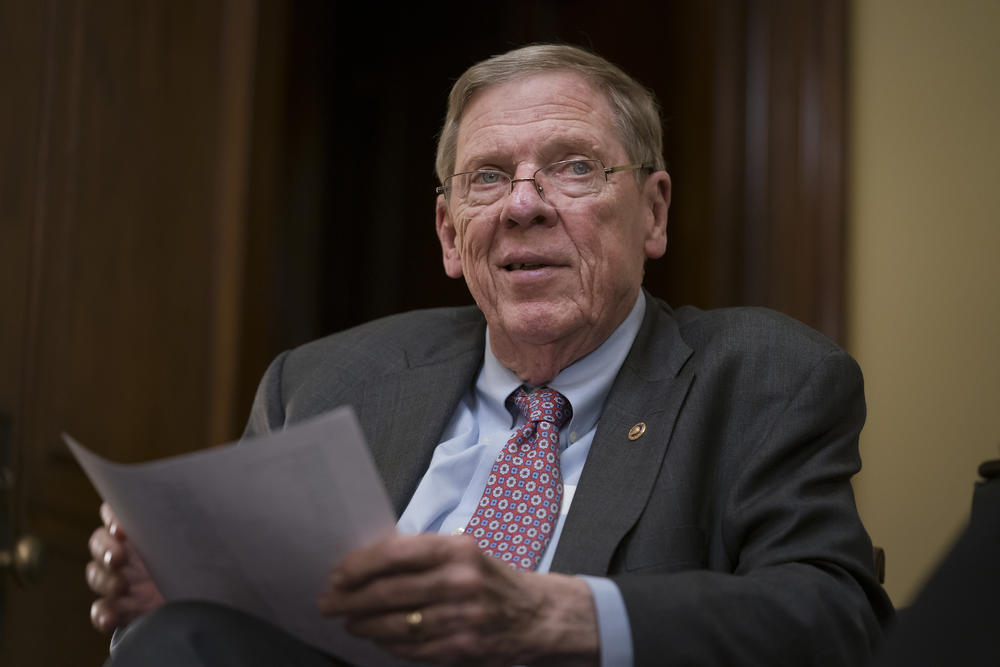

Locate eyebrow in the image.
[459,137,604,173]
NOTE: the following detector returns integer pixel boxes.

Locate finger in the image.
[86,560,127,597]
[330,534,449,588]
[91,598,119,633]
[320,542,490,616]
[99,502,126,538]
[90,595,148,633]
[320,567,449,616]
[115,535,153,578]
[88,527,127,568]
[90,579,165,633]
[343,601,482,643]
[329,533,477,592]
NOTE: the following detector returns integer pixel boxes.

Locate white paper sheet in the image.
[65,406,414,666]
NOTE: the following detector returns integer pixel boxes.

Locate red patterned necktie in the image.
[465,386,573,570]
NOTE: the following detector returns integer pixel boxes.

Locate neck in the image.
[492,342,585,386]
[489,316,627,386]
[486,290,643,385]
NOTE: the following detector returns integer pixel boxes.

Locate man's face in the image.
[436,71,670,363]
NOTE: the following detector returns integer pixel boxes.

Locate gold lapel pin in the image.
[627,422,646,441]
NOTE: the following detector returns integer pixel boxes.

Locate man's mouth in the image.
[505,263,548,271]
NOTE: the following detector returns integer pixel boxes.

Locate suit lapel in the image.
[551,297,694,574]
[358,315,486,517]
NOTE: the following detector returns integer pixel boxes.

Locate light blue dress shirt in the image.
[397,293,646,667]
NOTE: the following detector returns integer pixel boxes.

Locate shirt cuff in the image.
[579,575,634,667]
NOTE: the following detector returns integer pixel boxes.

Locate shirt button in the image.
[569,431,578,443]
[452,527,465,536]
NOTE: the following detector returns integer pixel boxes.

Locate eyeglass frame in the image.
[435,159,653,205]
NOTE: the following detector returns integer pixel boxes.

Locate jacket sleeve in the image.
[613,350,893,666]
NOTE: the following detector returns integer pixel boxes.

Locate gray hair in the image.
[435,43,665,183]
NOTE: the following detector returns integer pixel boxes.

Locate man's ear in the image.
[643,171,670,260]
[436,196,464,278]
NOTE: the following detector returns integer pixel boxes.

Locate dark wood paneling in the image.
[0,0,259,662]
[731,0,848,341]
[274,0,848,345]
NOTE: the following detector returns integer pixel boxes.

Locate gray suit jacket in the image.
[244,294,893,666]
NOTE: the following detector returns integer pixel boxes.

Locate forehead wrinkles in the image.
[459,119,605,167]
[456,75,618,167]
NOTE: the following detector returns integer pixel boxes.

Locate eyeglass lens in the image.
[448,159,607,206]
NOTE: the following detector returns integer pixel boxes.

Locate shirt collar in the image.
[476,291,647,443]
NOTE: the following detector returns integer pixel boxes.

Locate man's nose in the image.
[504,177,551,226]
[509,177,542,197]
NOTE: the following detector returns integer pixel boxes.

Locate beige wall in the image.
[849,0,1000,606]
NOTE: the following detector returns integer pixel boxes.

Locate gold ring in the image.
[405,610,423,635]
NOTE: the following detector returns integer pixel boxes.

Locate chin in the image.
[494,301,581,345]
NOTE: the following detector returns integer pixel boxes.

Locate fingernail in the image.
[108,522,119,537]
[98,612,110,629]
[103,550,112,567]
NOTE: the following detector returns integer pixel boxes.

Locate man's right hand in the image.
[86,502,164,633]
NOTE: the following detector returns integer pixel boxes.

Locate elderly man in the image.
[86,44,892,666]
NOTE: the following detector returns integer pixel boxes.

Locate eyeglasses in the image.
[436,159,651,207]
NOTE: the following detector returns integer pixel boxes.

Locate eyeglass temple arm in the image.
[603,163,653,176]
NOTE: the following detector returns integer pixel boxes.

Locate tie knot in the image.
[512,387,572,428]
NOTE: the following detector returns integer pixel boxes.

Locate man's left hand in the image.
[317,533,599,667]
